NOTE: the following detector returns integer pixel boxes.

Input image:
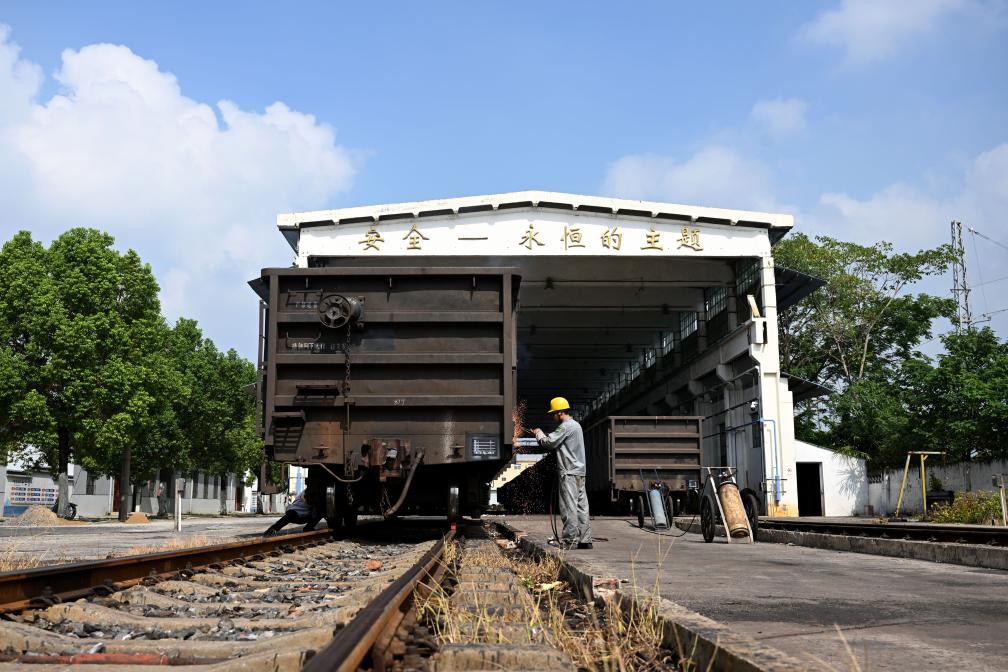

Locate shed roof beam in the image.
[517,311,678,330]
[519,286,703,309]
[519,333,661,347]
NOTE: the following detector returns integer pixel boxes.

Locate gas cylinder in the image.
[648,488,668,529]
[717,482,750,538]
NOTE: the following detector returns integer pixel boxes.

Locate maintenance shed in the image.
[273,191,821,516]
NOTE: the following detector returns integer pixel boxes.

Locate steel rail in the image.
[303,527,455,672]
[0,528,335,612]
[760,519,1008,545]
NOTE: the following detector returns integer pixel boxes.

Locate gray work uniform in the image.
[538,417,592,545]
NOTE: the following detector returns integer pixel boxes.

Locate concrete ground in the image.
[502,514,1008,671]
[0,515,287,565]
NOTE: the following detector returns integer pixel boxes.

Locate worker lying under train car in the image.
[265,478,323,536]
[533,396,593,550]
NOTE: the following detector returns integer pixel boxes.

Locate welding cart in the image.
[699,466,755,543]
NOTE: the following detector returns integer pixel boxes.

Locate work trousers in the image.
[266,510,321,534]
[559,474,591,545]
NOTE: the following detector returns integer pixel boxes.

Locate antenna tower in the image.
[950,220,973,331]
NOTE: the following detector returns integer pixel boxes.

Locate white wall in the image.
[795,441,869,516]
[2,464,249,519]
[868,459,1008,516]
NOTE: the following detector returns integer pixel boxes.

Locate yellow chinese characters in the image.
[561,225,585,251]
[641,225,662,251]
[601,226,622,251]
[403,223,429,250]
[520,223,545,250]
[359,226,385,251]
[677,227,703,251]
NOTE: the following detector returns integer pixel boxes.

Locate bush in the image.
[929,491,1003,524]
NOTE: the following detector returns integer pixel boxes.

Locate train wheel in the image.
[700,498,715,543]
[447,486,460,524]
[686,488,700,515]
[324,485,338,521]
[343,507,358,529]
[636,495,645,528]
[742,490,760,538]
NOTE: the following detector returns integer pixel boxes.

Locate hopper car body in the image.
[585,415,704,517]
[250,266,519,527]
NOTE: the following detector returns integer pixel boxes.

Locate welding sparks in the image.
[512,399,528,450]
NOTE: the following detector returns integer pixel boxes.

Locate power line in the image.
[976,274,1008,288]
[964,225,1007,327]
[968,227,1008,254]
[970,226,991,319]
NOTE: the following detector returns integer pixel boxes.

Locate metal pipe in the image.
[761,417,781,504]
[318,462,364,484]
[895,453,912,518]
[997,474,1007,526]
[383,451,425,519]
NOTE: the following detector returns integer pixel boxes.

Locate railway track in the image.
[0,524,441,671]
[310,524,682,672]
[759,518,1008,545]
[307,526,579,672]
[0,522,685,670]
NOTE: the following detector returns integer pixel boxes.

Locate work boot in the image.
[577,542,593,550]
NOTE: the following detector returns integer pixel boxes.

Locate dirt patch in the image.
[124,512,150,524]
[15,505,84,527]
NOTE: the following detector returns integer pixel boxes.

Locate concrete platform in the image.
[501,515,1008,671]
[0,515,288,566]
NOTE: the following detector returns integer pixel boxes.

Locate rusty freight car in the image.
[250,266,519,527]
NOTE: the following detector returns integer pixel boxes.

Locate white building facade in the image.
[276,191,822,516]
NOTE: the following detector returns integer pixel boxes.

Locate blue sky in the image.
[1,1,1006,356]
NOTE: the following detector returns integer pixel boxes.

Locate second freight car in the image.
[585,415,703,517]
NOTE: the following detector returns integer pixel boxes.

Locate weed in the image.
[416,539,680,671]
[929,490,1003,524]
[112,535,215,557]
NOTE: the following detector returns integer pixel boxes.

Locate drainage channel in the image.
[313,523,683,672]
[0,527,439,671]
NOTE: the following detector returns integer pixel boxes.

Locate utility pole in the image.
[950,220,973,332]
[995,474,1007,527]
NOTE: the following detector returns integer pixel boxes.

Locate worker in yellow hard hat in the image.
[533,397,592,550]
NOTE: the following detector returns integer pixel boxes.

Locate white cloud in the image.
[811,143,1008,250]
[0,25,41,125]
[602,138,1008,336]
[797,0,977,64]
[0,28,357,357]
[602,146,785,213]
[750,98,808,138]
[808,142,1008,334]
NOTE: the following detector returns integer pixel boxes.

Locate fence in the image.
[867,459,1008,516]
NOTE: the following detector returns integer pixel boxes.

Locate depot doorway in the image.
[796,462,823,517]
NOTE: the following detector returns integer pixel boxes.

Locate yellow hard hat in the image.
[547,397,571,413]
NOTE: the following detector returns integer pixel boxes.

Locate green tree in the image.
[774,233,955,465]
[165,319,262,510]
[909,327,1008,462]
[0,229,169,518]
